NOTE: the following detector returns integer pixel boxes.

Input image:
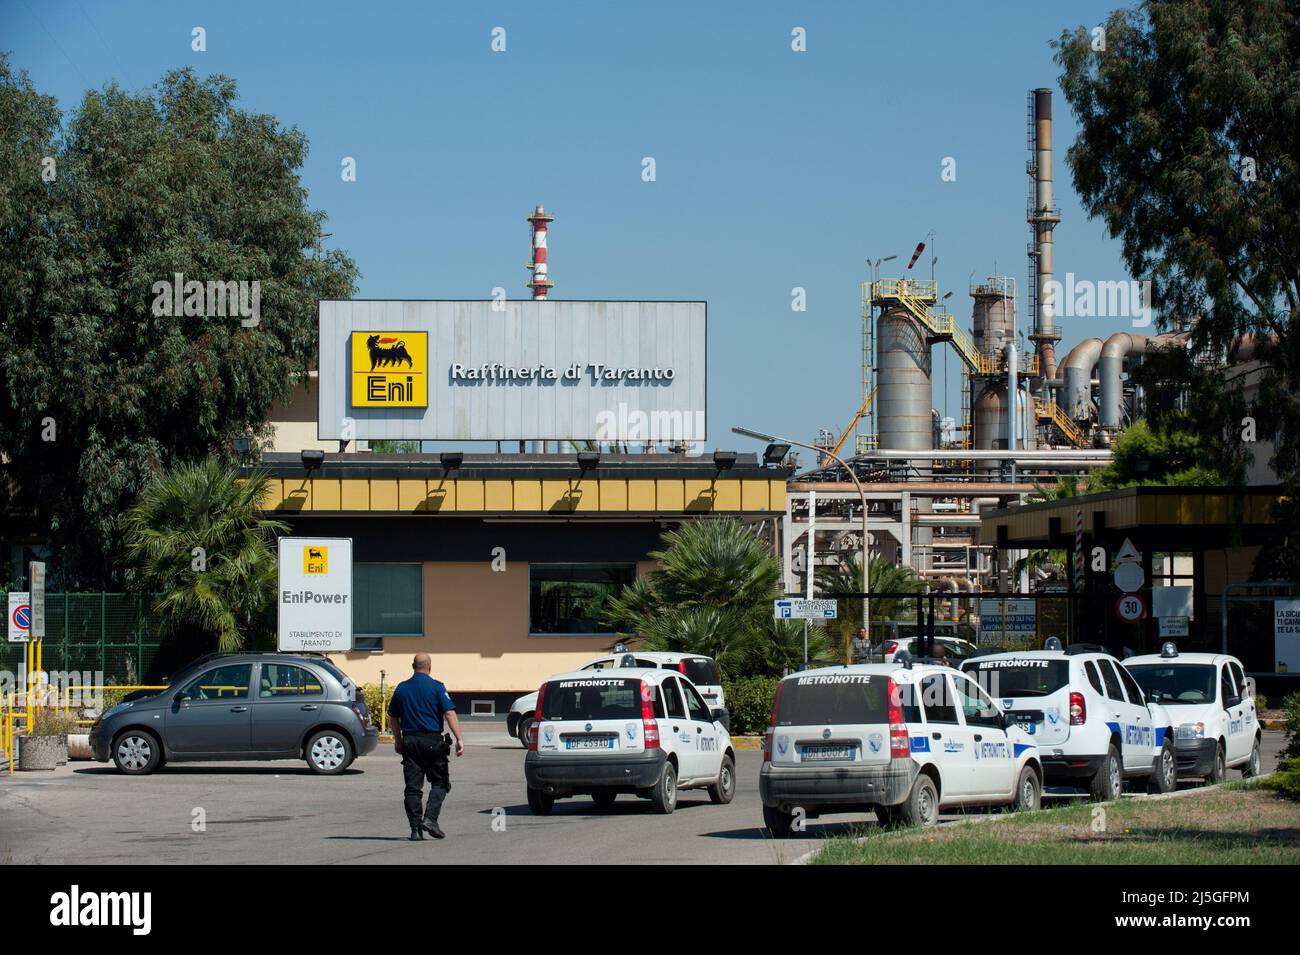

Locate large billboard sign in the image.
[277,537,353,653]
[318,301,706,442]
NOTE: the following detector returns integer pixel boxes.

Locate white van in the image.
[759,662,1042,835]
[523,668,734,815]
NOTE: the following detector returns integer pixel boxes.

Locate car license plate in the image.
[564,736,614,751]
[1014,718,1036,734]
[801,744,856,761]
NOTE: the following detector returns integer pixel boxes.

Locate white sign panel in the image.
[774,599,838,620]
[1276,599,1300,673]
[317,300,707,442]
[8,592,31,644]
[1113,562,1145,593]
[978,599,1037,641]
[28,562,45,639]
[277,538,353,652]
[1158,616,1189,638]
[1153,585,1193,620]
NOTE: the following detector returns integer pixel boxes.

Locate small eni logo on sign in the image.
[304,546,329,575]
[350,331,428,408]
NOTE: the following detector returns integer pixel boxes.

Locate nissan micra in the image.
[523,668,734,814]
[760,662,1042,836]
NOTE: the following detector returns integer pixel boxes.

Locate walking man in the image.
[388,653,464,841]
[850,627,871,664]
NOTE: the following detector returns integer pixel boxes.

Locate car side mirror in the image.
[173,691,186,703]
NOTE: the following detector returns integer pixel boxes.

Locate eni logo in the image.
[350,331,428,408]
[303,546,328,575]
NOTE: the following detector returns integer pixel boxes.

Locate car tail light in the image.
[351,703,367,726]
[640,680,660,749]
[678,660,688,674]
[763,680,785,761]
[529,683,547,751]
[888,678,910,758]
[884,641,898,655]
[1069,691,1086,726]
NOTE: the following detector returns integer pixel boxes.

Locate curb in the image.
[730,736,763,751]
[1260,719,1286,732]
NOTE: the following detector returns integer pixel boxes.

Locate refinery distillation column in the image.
[526,205,554,300]
[1027,89,1061,395]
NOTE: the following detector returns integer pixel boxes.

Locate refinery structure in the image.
[787,89,1189,600]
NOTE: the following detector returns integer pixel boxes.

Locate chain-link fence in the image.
[0,594,161,685]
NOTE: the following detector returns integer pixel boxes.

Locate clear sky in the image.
[4,0,1137,458]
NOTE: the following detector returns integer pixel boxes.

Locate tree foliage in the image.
[0,58,357,586]
[603,519,830,677]
[121,458,286,654]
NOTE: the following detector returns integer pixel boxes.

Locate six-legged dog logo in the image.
[366,335,413,370]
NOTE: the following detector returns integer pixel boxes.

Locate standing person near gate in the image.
[388,652,464,841]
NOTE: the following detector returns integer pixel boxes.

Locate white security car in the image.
[880,636,978,665]
[961,645,1177,801]
[1124,643,1261,781]
[507,651,726,747]
[759,662,1043,836]
[523,668,734,814]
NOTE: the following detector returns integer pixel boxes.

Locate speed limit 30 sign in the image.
[1115,593,1146,623]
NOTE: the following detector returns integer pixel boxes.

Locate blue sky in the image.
[4,0,1136,456]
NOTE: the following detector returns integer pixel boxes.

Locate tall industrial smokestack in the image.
[526,205,554,300]
[1028,89,1061,391]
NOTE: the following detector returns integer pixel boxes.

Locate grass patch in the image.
[811,784,1300,865]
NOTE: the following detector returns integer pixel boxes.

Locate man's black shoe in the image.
[422,821,445,839]
[409,827,424,841]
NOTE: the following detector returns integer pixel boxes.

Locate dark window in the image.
[681,682,711,723]
[920,675,959,725]
[1098,660,1125,702]
[354,563,423,636]
[680,657,721,687]
[528,564,636,635]
[953,675,1002,729]
[661,677,686,718]
[1084,661,1104,694]
[1127,664,1216,705]
[258,664,324,698]
[774,674,890,726]
[1229,662,1248,701]
[540,677,642,721]
[1117,666,1145,706]
[182,664,250,701]
[1220,666,1238,705]
[963,659,1070,697]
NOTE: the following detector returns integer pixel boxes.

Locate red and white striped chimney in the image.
[526,205,554,299]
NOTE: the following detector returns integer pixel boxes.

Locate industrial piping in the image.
[1061,337,1104,422]
[1098,331,1186,432]
[526,205,554,300]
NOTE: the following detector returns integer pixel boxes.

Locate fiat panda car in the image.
[962,644,1176,800]
[759,662,1042,836]
[1124,643,1261,781]
[523,668,734,814]
[507,650,727,747]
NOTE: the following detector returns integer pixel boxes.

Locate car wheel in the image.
[1147,739,1176,794]
[517,715,534,750]
[1089,745,1122,802]
[1208,742,1227,783]
[306,730,353,774]
[707,754,736,805]
[591,790,617,811]
[897,774,940,828]
[527,787,555,814]
[112,730,161,775]
[763,803,795,838]
[649,760,678,814]
[1241,736,1262,778]
[1014,766,1042,811]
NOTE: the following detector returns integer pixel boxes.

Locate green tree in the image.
[604,519,829,677]
[1054,1,1299,571]
[121,458,287,654]
[0,59,357,587]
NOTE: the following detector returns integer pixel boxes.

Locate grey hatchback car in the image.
[90,653,379,775]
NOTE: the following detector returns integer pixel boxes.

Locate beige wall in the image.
[329,560,655,692]
[268,376,337,453]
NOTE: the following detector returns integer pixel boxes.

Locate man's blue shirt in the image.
[387,672,455,733]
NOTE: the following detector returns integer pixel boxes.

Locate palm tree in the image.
[816,556,923,659]
[604,518,829,676]
[121,458,287,653]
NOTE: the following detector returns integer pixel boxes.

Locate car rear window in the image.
[964,658,1070,697]
[774,673,890,726]
[541,677,643,721]
[680,658,720,686]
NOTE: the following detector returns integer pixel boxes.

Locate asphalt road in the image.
[0,728,1286,865]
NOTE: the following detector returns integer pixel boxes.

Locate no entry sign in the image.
[8,591,31,643]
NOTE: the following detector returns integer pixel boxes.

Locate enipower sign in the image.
[318,300,707,441]
[277,537,353,652]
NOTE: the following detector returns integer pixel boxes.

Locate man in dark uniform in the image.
[387,653,464,840]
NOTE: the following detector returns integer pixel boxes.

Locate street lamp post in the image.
[734,427,871,650]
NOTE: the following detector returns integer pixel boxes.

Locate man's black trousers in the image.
[401,732,451,828]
